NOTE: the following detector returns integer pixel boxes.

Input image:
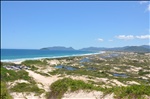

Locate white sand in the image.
[10,70,61,99]
[111,79,126,86]
[10,92,45,99]
[26,70,60,91]
[126,81,140,85]
[47,59,60,65]
[9,70,128,99]
[63,90,114,99]
[146,74,150,78]
[11,61,23,64]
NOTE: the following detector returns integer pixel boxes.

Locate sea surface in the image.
[1,49,99,62]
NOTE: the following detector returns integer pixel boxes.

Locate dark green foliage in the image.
[21,60,47,66]
[11,83,44,94]
[48,78,150,99]
[1,81,13,99]
[29,65,38,71]
[1,62,16,67]
[102,85,150,99]
[138,70,150,76]
[112,85,150,99]
[1,67,32,82]
[48,78,101,99]
[48,68,108,78]
[1,66,44,96]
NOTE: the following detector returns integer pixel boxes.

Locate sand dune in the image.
[26,70,60,91]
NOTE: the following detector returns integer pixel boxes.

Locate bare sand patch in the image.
[126,81,140,85]
[12,61,23,64]
[63,90,114,99]
[10,92,45,99]
[111,79,126,86]
[26,70,60,91]
[47,60,60,65]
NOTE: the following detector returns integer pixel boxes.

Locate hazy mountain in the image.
[79,47,107,52]
[41,45,150,52]
[41,46,75,51]
[140,45,150,49]
[121,46,150,52]
[79,45,150,52]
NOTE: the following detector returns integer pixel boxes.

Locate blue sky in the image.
[1,1,150,49]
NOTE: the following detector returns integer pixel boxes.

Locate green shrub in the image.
[1,67,32,82]
[1,81,13,99]
[11,83,44,95]
[48,78,150,99]
[48,68,108,78]
[1,62,15,67]
[111,85,150,99]
[21,60,47,66]
[138,70,150,76]
[48,78,100,99]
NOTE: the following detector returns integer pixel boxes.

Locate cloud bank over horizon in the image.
[115,35,150,40]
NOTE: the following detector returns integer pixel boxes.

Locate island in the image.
[40,46,75,51]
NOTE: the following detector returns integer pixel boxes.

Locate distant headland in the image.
[40,45,150,52]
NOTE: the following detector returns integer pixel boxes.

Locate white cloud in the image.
[115,34,150,40]
[136,35,150,39]
[139,1,150,12]
[147,4,150,11]
[115,35,134,40]
[139,1,149,4]
[108,40,113,42]
[98,38,103,42]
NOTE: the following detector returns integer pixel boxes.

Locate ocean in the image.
[1,49,98,62]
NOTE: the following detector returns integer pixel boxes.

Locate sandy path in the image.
[26,70,60,91]
[11,70,115,99]
[10,70,56,99]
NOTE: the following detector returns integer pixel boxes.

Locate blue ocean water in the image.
[1,49,97,62]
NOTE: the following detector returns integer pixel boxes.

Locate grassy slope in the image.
[47,78,150,99]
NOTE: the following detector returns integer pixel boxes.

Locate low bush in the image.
[138,70,150,76]
[1,67,31,82]
[47,78,150,99]
[21,60,47,66]
[1,81,13,99]
[11,82,44,95]
[48,78,101,99]
[107,85,150,99]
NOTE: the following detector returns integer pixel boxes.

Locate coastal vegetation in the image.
[1,62,15,67]
[10,82,44,95]
[112,84,150,99]
[1,51,150,99]
[47,78,102,99]
[47,78,150,99]
[1,67,31,82]
[21,60,48,66]
[1,66,45,97]
[48,52,150,85]
[48,68,109,78]
[1,67,17,82]
[1,81,13,99]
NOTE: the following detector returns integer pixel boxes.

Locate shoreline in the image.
[1,51,105,64]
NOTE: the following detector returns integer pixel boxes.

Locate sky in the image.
[1,1,150,49]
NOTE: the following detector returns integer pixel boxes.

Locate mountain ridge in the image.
[40,46,75,51]
[40,45,150,52]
